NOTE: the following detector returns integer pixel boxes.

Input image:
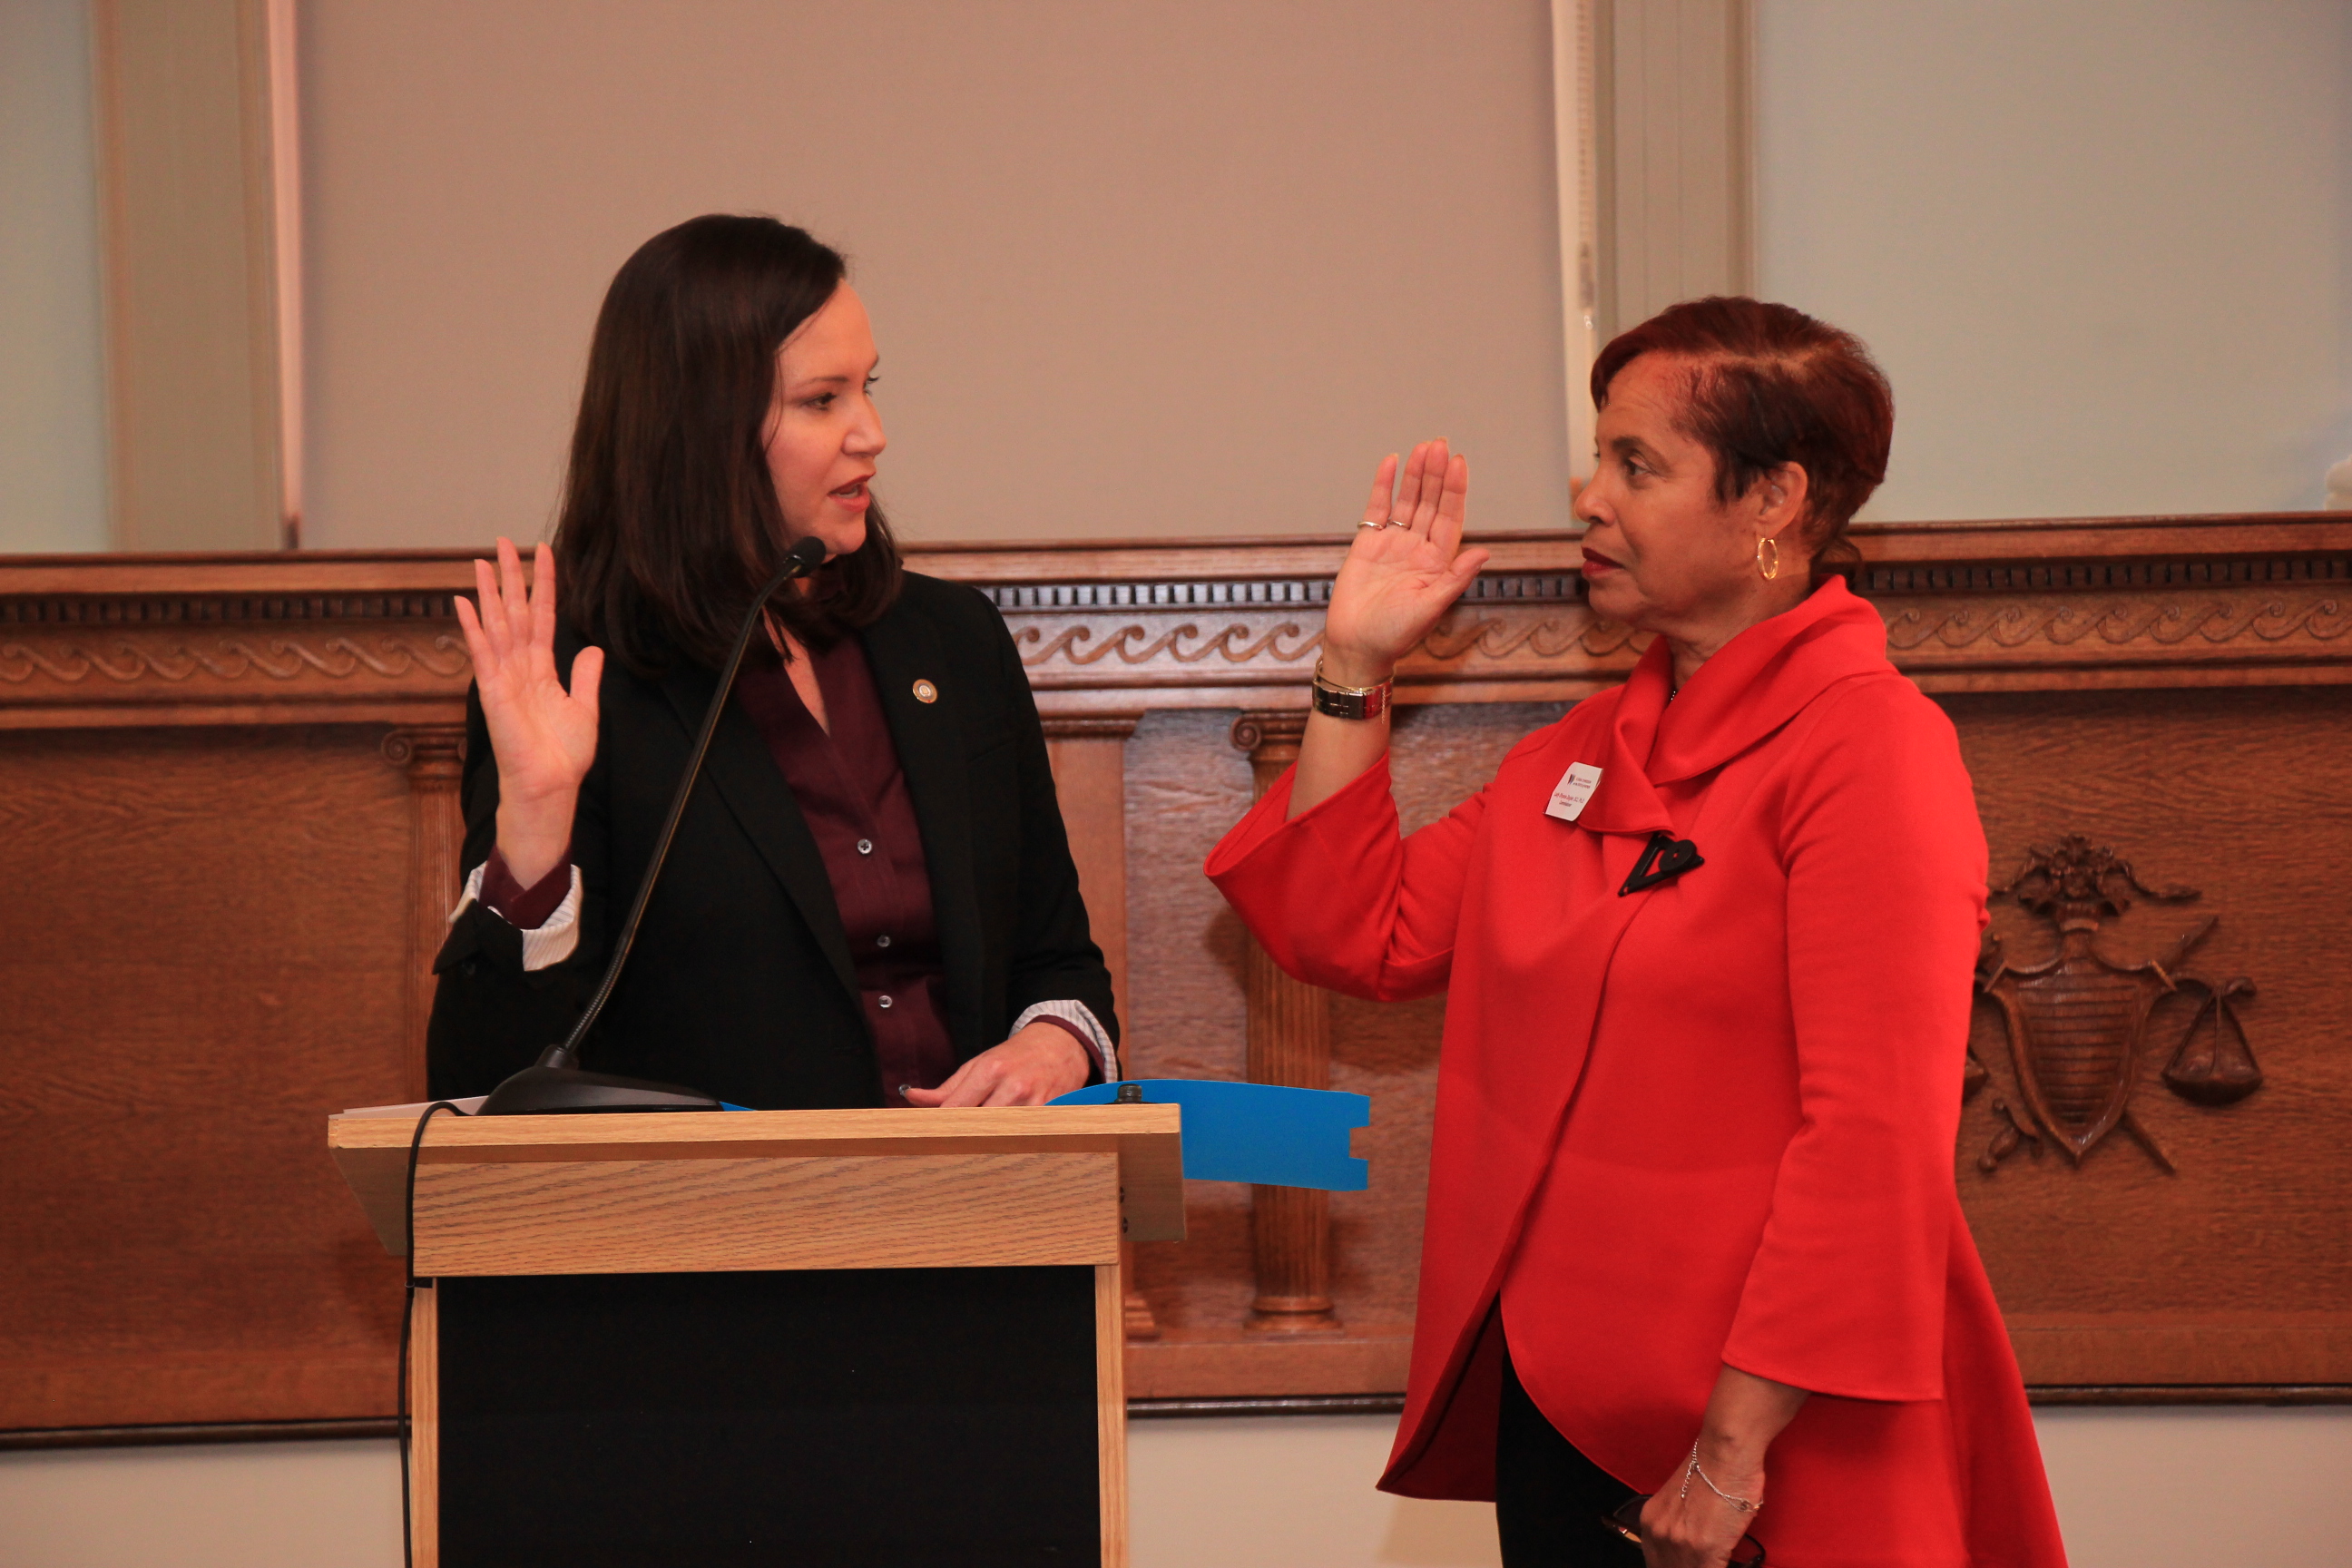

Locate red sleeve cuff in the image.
[481,848,573,930]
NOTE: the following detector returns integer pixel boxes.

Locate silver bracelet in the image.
[1310,656,1391,721]
[1680,1441,1762,1514]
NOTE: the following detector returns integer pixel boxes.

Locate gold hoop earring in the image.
[1756,536,1781,581]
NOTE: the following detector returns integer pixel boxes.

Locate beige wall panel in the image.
[1594,0,1750,337]
[92,0,283,550]
[1753,0,2352,519]
[0,0,111,554]
[299,0,1573,550]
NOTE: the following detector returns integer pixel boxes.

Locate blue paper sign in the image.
[1051,1078,1369,1191]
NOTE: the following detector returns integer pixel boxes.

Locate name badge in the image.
[1544,761,1603,823]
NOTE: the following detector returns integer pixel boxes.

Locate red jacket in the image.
[1208,580,2065,1566]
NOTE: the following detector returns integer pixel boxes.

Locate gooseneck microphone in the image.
[476,534,832,1115]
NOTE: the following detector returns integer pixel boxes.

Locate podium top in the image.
[329,1104,1184,1256]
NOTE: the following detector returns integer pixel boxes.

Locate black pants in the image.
[1495,1338,1645,1568]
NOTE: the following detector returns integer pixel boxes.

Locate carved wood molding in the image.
[1967,833,2263,1179]
[4,514,2347,729]
[0,631,469,686]
[1039,715,1142,740]
[6,517,2346,1419]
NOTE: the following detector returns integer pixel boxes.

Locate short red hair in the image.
[1591,297,1893,555]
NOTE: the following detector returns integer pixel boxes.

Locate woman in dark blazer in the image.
[426,216,1115,1111]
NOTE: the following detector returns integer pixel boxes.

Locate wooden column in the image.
[1042,715,1158,1340]
[1230,711,1340,1333]
[384,725,467,1098]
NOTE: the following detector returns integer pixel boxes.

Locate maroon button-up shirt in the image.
[731,636,956,1104]
[481,633,1095,1104]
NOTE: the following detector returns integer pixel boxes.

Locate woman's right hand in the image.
[1286,441,1490,818]
[451,538,603,887]
[1321,439,1489,685]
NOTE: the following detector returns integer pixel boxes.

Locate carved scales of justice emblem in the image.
[1968,835,2261,1173]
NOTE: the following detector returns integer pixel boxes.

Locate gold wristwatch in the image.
[1310,657,1392,720]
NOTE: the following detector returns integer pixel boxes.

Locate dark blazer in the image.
[426,571,1117,1109]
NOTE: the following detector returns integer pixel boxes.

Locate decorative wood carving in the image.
[5,518,2350,725]
[1229,711,1341,1335]
[0,631,469,684]
[1971,836,2261,1174]
[3,513,2349,1438]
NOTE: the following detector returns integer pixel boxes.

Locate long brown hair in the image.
[1592,297,1892,564]
[554,215,902,674]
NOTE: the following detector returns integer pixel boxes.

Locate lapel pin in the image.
[912,679,938,704]
[1620,830,1703,896]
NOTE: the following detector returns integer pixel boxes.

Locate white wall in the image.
[7,1408,2351,1567]
[0,0,108,553]
[299,0,1573,549]
[1754,0,2352,519]
[15,2,2352,544]
[0,1441,403,1567]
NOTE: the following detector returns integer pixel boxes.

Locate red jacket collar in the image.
[1571,576,1891,834]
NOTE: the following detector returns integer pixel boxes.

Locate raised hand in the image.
[1321,440,1488,685]
[451,538,603,887]
[1287,442,1487,818]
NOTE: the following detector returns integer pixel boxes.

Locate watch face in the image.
[1312,686,1372,720]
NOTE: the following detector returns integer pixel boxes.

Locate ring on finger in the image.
[1386,516,1413,528]
[1356,519,1385,531]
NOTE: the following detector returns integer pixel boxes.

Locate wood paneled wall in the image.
[3,515,2347,1438]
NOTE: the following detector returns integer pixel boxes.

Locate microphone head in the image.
[785,534,829,574]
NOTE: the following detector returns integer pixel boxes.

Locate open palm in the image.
[1322,440,1489,681]
[453,538,603,814]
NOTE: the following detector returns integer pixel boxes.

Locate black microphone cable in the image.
[396,536,828,1551]
[536,533,829,1073]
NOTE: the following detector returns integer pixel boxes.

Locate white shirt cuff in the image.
[1013,999,1118,1083]
[449,862,583,973]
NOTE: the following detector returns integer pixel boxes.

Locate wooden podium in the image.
[330,1104,1183,1568]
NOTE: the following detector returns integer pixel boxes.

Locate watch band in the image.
[1311,657,1392,720]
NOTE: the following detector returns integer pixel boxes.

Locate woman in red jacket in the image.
[1207,299,2066,1568]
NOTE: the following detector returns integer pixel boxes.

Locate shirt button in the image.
[876,935,891,949]
[857,838,874,856]
[877,995,894,1010]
